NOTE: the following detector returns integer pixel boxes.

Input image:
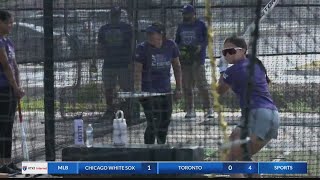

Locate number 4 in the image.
[248,166,252,170]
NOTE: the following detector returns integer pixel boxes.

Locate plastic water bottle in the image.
[113,110,127,146]
[119,113,128,145]
[74,115,84,145]
[86,124,94,147]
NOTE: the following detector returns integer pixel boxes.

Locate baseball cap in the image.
[145,23,165,35]
[180,4,195,14]
[110,6,121,15]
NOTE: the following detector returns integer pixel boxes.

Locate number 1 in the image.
[148,165,151,171]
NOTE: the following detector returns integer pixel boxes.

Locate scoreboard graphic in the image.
[21,161,307,175]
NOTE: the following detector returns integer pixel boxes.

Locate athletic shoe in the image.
[185,111,196,119]
[205,108,215,118]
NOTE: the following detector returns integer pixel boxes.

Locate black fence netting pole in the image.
[43,0,55,161]
[241,0,262,162]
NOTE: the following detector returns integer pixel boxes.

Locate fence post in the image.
[43,0,55,161]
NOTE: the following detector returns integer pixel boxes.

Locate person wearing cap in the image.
[98,6,133,120]
[133,22,182,144]
[175,4,214,119]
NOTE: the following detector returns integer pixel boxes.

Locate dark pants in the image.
[102,67,131,111]
[139,95,172,144]
[181,63,213,111]
[0,87,17,159]
[102,65,133,122]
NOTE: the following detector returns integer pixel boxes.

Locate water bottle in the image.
[74,115,84,145]
[113,110,127,146]
[119,112,128,145]
[86,124,94,147]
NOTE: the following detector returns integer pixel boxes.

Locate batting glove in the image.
[217,55,229,73]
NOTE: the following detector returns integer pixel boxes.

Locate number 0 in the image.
[148,165,151,171]
[228,165,232,170]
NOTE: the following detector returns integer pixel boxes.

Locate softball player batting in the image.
[217,36,279,178]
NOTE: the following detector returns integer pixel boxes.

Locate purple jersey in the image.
[135,39,180,93]
[223,58,277,110]
[0,37,15,88]
[98,22,133,68]
[175,19,208,65]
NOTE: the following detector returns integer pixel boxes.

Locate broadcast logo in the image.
[22,166,27,171]
[21,162,48,174]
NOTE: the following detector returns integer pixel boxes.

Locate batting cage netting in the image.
[0,0,319,177]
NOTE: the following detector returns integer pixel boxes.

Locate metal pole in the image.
[43,0,55,161]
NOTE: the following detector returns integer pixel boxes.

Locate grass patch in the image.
[282,101,320,113]
[21,97,106,112]
[21,98,44,111]
[203,148,218,161]
[296,60,320,70]
[22,95,318,113]
[22,83,319,114]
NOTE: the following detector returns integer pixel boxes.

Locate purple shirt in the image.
[223,58,277,110]
[135,39,180,93]
[0,37,15,88]
[175,19,208,65]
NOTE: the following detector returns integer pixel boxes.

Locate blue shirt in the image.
[98,22,133,68]
[0,37,15,88]
[135,40,180,93]
[175,19,208,65]
[223,58,277,110]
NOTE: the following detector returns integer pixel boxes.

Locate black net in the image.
[0,0,319,177]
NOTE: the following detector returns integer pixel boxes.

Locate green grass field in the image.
[21,98,106,112]
[296,60,320,70]
[21,96,319,114]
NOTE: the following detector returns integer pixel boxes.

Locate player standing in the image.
[175,4,214,119]
[133,23,182,144]
[98,6,133,120]
[0,10,25,174]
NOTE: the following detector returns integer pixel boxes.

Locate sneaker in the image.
[185,111,196,119]
[7,162,21,172]
[205,108,215,118]
[0,165,20,174]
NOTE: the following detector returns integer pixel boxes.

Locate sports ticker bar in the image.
[21,161,307,175]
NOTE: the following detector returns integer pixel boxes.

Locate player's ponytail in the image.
[256,58,271,84]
